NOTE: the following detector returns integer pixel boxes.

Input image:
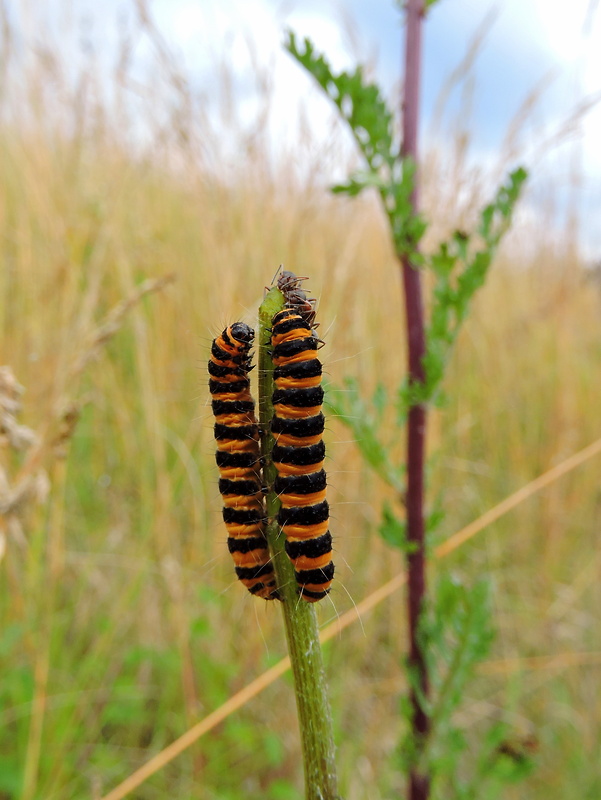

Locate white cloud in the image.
[16,0,601,250]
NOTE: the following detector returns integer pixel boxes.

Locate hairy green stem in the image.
[258,287,339,800]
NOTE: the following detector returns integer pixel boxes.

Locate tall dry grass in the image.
[0,3,600,799]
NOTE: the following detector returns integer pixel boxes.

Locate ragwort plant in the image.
[285,1,530,797]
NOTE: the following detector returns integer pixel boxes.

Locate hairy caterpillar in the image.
[209,323,278,600]
[270,307,334,602]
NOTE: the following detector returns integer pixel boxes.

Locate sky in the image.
[13,0,601,255]
[152,0,601,254]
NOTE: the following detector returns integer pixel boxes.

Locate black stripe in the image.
[221,329,234,348]
[215,450,258,469]
[275,470,327,495]
[235,563,274,580]
[272,314,311,336]
[272,386,324,408]
[295,562,335,585]
[274,359,322,380]
[223,507,263,525]
[219,478,261,497]
[273,337,318,360]
[272,440,325,466]
[208,360,245,379]
[298,586,330,600]
[285,532,332,560]
[278,500,329,527]
[214,422,256,441]
[211,340,238,363]
[249,582,278,597]
[227,535,268,554]
[270,311,289,327]
[212,399,255,416]
[211,343,252,367]
[209,378,249,396]
[271,413,324,438]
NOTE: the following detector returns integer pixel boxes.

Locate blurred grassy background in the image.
[1,4,600,800]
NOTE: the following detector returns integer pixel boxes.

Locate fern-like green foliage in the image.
[325,377,405,494]
[401,578,535,798]
[286,31,395,172]
[285,31,428,257]
[287,26,532,796]
[424,167,528,403]
[287,29,526,438]
[298,28,527,569]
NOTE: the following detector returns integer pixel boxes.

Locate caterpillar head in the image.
[229,322,255,348]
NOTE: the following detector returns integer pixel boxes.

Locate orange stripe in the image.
[218,466,260,480]
[273,352,319,366]
[225,522,264,536]
[222,495,263,508]
[216,440,258,454]
[278,490,326,507]
[273,433,322,447]
[231,550,270,568]
[290,553,331,571]
[214,413,257,426]
[212,390,254,402]
[273,405,321,419]
[275,375,321,389]
[282,520,329,539]
[273,460,325,477]
[215,333,243,356]
[271,330,310,346]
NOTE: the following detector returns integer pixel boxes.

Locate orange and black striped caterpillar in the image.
[209,271,333,602]
[209,323,279,600]
[270,299,334,603]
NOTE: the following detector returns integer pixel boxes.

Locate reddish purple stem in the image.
[400,2,430,799]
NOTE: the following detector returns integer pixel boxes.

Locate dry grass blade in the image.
[14,272,176,488]
[0,366,48,559]
[430,7,498,135]
[98,435,601,800]
[1,274,175,568]
[70,272,177,378]
[478,651,601,675]
[434,436,601,558]
[99,658,293,800]
[0,367,38,453]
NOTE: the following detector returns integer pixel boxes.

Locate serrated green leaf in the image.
[285,30,395,172]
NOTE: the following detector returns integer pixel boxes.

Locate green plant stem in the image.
[258,287,339,800]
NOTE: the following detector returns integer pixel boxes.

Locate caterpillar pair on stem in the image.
[208,270,334,603]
